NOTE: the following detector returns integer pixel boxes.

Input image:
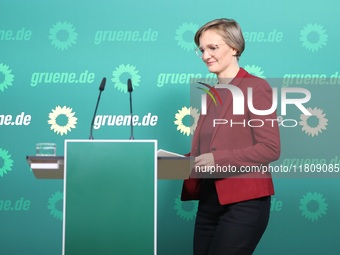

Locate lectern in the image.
[64,139,156,255]
[27,139,192,255]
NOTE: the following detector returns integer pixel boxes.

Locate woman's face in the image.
[198,29,237,77]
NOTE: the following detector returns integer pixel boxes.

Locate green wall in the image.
[1,0,339,254]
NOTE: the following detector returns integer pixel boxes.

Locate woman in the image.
[181,18,281,255]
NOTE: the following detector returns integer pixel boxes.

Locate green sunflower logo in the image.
[174,195,198,221]
[244,64,266,78]
[299,107,328,137]
[300,23,328,52]
[299,192,328,222]
[175,22,199,51]
[48,105,78,136]
[0,148,14,177]
[47,191,63,221]
[174,106,199,136]
[111,64,141,93]
[49,21,78,51]
[0,63,15,92]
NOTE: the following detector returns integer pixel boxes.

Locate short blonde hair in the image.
[194,18,245,59]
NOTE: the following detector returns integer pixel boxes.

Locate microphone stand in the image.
[127,79,134,140]
[89,77,106,139]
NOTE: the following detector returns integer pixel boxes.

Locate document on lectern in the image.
[157,149,184,158]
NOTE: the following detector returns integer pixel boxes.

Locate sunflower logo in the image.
[0,148,14,177]
[48,106,78,136]
[111,64,141,93]
[299,107,328,137]
[174,106,199,136]
[300,23,328,52]
[0,63,14,92]
[174,195,198,221]
[47,191,63,221]
[175,22,199,51]
[49,21,78,51]
[299,192,328,222]
[244,64,266,78]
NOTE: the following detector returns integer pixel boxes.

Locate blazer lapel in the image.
[210,68,247,145]
[191,90,215,155]
[210,92,233,144]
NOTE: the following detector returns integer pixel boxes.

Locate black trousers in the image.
[194,180,271,255]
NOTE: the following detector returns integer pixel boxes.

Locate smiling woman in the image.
[181,18,281,255]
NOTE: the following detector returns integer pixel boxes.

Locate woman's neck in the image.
[217,64,240,84]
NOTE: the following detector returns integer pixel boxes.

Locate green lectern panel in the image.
[63,140,156,255]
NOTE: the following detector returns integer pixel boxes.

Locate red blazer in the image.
[181,68,281,205]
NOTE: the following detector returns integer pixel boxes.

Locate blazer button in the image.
[211,148,216,151]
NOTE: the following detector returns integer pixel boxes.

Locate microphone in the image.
[89,77,106,139]
[127,78,134,140]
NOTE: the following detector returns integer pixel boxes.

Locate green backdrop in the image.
[1,0,339,254]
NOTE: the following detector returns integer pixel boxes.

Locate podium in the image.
[27,139,192,255]
[64,140,156,255]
